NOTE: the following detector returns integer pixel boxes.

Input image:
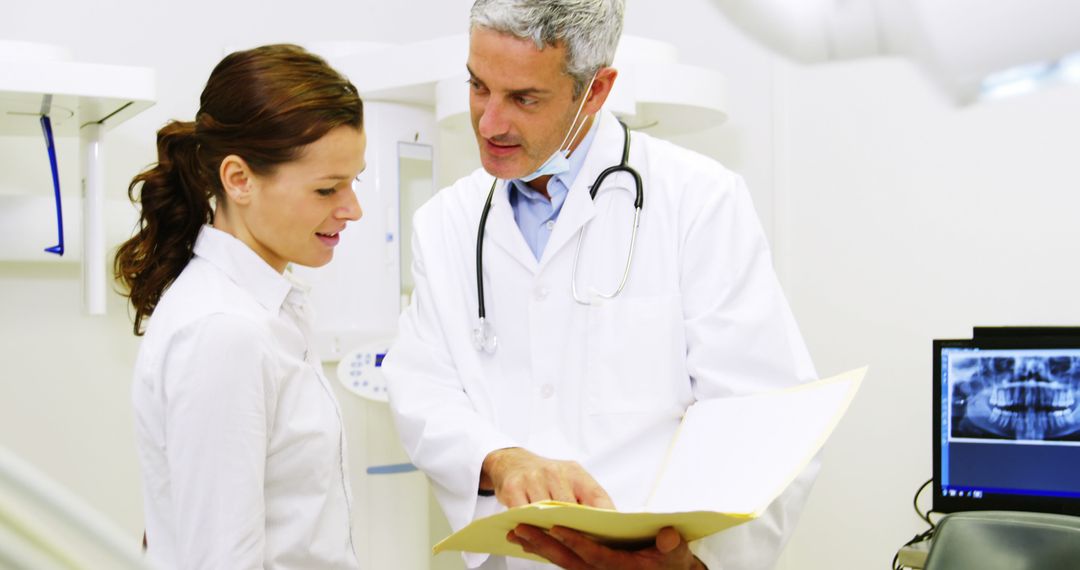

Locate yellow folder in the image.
[434,367,866,562]
[433,501,755,561]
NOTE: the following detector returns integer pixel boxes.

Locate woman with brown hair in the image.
[115,44,365,569]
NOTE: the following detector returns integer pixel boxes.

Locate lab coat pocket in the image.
[585,294,687,415]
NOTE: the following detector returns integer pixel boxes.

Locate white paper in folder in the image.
[646,367,865,515]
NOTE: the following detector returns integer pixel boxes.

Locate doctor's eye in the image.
[514,95,538,107]
[315,188,336,197]
[467,77,488,94]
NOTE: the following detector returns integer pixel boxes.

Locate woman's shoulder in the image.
[144,257,272,344]
[135,279,277,399]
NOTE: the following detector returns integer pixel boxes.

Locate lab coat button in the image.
[534,287,549,301]
[540,384,555,399]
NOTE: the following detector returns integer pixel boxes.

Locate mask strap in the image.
[558,73,597,154]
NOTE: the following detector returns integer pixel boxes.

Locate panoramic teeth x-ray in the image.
[951,354,1080,441]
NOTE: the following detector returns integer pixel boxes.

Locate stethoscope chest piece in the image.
[472,317,497,353]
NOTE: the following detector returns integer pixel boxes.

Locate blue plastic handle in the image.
[41,114,64,256]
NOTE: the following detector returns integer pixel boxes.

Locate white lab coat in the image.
[383,110,819,570]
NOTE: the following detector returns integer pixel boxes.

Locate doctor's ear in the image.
[583,67,618,115]
[219,155,257,205]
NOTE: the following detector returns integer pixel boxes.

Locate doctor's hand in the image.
[507,524,707,570]
[480,447,615,509]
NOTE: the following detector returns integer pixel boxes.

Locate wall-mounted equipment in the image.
[0,40,155,314]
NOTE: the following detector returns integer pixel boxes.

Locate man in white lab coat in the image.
[383,1,819,568]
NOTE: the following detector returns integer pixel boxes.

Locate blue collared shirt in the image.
[508,117,600,260]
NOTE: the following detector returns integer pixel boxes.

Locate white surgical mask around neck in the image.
[519,74,597,183]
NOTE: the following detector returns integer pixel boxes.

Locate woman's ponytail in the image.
[114,120,212,335]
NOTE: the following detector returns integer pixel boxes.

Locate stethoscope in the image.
[472,120,644,353]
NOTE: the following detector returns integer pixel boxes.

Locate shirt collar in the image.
[192,225,295,313]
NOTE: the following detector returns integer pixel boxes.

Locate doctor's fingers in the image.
[500,460,585,505]
[528,467,578,504]
[649,528,705,569]
[573,476,615,510]
[497,470,558,507]
[548,526,701,570]
[540,461,612,506]
[529,459,613,505]
[510,524,594,570]
[498,482,532,508]
[545,467,582,504]
[541,461,613,508]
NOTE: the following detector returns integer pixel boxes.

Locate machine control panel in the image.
[337,345,390,402]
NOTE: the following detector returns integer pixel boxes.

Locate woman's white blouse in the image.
[131,226,359,569]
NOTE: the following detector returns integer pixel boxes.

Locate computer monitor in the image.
[934,329,1080,516]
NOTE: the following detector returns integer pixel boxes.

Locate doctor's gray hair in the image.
[470,0,625,98]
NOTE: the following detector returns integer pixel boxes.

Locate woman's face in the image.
[232,125,367,272]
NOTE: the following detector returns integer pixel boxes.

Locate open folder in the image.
[433,367,866,561]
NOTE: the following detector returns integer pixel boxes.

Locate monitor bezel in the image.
[933,335,1080,516]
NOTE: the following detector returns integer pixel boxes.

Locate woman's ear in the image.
[219,155,256,206]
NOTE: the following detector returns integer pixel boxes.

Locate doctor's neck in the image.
[524,177,553,198]
[523,113,596,197]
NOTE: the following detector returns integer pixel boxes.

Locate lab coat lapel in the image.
[539,111,622,267]
[482,180,539,274]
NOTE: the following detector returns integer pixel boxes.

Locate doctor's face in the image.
[467,26,586,180]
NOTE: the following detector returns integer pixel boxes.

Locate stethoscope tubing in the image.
[473,120,641,352]
[476,179,498,321]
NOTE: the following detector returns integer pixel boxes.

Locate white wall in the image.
[624,0,783,239]
[774,57,1080,569]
